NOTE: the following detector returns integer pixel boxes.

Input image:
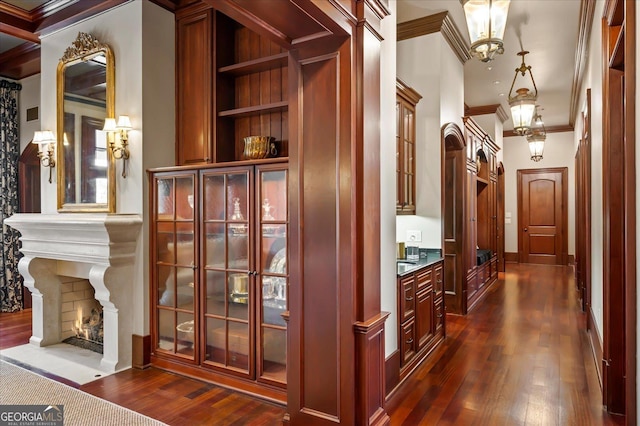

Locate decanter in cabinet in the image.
[150,160,289,393]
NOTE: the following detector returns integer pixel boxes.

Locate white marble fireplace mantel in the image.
[5,213,143,372]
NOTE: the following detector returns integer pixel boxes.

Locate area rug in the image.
[0,360,166,426]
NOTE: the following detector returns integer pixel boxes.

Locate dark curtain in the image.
[1,79,23,312]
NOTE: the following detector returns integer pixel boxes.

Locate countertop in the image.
[397,255,444,277]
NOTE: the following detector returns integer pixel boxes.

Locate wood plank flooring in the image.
[0,263,624,425]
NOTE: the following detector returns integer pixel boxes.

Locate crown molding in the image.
[503,124,574,138]
[397,11,471,64]
[465,104,509,123]
[569,0,595,127]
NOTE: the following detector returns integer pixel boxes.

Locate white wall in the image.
[38,0,175,335]
[502,132,576,259]
[380,0,397,358]
[18,74,40,155]
[396,33,464,249]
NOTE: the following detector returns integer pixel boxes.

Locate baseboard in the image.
[505,252,518,263]
[132,334,151,369]
[587,308,603,389]
[385,349,400,398]
[567,254,575,265]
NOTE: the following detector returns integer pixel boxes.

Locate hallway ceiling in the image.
[397,0,588,135]
[1,0,589,135]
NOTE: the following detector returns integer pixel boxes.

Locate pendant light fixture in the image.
[461,0,511,62]
[526,107,546,162]
[508,51,538,136]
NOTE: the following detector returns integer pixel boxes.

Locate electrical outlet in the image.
[406,230,422,242]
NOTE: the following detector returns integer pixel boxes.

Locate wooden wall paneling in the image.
[497,163,505,272]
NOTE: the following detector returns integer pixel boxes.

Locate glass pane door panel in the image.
[228,273,249,321]
[227,231,248,270]
[157,266,174,307]
[203,174,225,221]
[175,223,194,266]
[226,173,248,221]
[156,223,174,264]
[263,277,287,316]
[157,309,174,351]
[204,223,225,268]
[156,178,174,219]
[176,177,194,220]
[228,321,249,371]
[175,267,194,311]
[204,270,226,316]
[262,234,286,273]
[262,327,286,382]
[205,318,226,365]
[176,312,195,358]
[260,170,287,222]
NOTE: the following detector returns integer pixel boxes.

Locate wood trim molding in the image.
[588,307,604,388]
[569,0,596,127]
[384,350,400,398]
[505,252,518,263]
[503,124,574,138]
[465,104,509,123]
[132,334,151,369]
[396,78,422,105]
[397,12,471,64]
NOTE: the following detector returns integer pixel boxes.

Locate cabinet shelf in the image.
[218,101,288,118]
[218,52,288,76]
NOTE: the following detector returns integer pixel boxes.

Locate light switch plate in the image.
[406,230,422,242]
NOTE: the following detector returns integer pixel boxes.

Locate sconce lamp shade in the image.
[102,118,117,132]
[116,115,132,130]
[32,130,55,145]
[461,0,510,62]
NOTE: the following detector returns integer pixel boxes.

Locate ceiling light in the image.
[461,0,511,62]
[508,50,538,136]
[526,107,546,162]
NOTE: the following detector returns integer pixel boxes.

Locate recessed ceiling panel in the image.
[2,0,49,11]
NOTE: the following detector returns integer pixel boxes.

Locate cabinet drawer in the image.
[433,262,443,299]
[400,276,415,323]
[401,320,416,364]
[435,301,444,333]
[416,267,432,291]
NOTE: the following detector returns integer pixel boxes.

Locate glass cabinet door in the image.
[153,172,197,360]
[256,166,288,385]
[201,168,253,375]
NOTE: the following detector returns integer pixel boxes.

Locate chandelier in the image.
[508,51,538,136]
[461,0,511,62]
[526,108,546,162]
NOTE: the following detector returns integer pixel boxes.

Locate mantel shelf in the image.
[218,52,288,76]
[219,101,288,118]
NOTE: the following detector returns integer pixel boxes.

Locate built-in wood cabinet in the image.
[462,117,501,312]
[176,4,288,166]
[396,79,422,214]
[149,160,288,399]
[397,260,444,380]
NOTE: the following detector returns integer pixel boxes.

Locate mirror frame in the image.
[56,32,116,212]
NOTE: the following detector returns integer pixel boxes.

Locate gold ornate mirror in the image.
[57,32,115,212]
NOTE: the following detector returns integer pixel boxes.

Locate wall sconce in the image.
[32,130,56,183]
[508,51,538,136]
[103,115,131,178]
[526,107,546,162]
[461,0,511,62]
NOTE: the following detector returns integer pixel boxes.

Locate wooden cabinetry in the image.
[395,79,422,214]
[149,159,288,400]
[176,4,288,166]
[461,117,501,312]
[397,260,444,380]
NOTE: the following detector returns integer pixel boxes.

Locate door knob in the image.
[523,227,528,232]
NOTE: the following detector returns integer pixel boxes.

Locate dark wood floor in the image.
[0,264,624,425]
